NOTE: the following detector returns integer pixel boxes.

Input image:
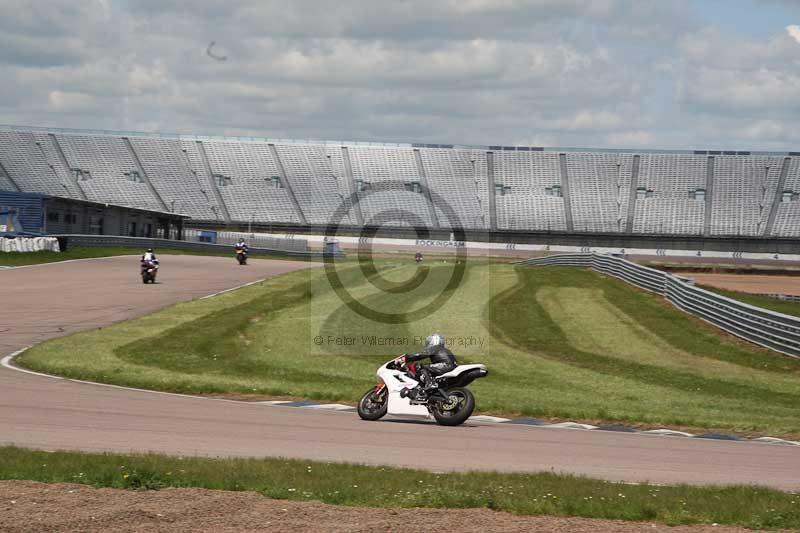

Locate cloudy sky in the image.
[1,0,799,150]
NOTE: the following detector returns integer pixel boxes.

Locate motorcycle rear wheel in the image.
[357,387,388,421]
[431,387,475,426]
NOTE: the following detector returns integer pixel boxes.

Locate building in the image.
[0,191,187,238]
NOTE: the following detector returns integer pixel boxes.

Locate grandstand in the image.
[1,125,799,238]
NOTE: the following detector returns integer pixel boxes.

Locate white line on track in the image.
[199,277,269,299]
[1,346,271,405]
[0,255,137,270]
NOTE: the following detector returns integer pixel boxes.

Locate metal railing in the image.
[516,253,800,358]
[182,229,308,252]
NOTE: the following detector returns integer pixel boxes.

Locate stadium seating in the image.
[276,143,356,226]
[772,157,800,237]
[710,156,784,236]
[0,126,798,237]
[129,137,219,219]
[634,154,707,235]
[494,151,565,231]
[347,145,433,227]
[0,131,73,197]
[567,152,633,233]
[200,139,299,224]
[55,134,164,211]
[422,148,488,229]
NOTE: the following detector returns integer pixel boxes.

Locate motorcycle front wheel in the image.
[357,387,388,421]
[431,387,475,426]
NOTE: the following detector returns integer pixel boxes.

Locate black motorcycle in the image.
[235,246,248,265]
[141,259,158,284]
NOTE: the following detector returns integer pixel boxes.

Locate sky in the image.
[0,0,799,151]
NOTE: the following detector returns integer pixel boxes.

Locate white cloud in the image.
[787,24,800,44]
[0,1,797,150]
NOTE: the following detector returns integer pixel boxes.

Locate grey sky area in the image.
[1,0,798,150]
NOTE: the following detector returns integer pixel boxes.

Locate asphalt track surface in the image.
[1,255,798,491]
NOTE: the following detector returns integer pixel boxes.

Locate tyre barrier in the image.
[515,253,800,358]
[0,236,60,252]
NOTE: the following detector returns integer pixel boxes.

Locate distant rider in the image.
[141,248,158,264]
[397,333,457,400]
[235,238,248,253]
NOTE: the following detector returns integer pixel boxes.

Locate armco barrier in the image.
[183,229,309,252]
[52,235,343,259]
[516,253,800,358]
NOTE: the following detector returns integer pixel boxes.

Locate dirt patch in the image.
[0,480,756,533]
[676,272,800,296]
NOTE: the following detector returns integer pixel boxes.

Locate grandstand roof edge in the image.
[0,124,792,156]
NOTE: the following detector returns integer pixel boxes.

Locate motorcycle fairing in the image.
[376,362,430,417]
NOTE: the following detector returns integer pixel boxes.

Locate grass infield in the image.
[0,446,797,529]
[17,262,800,437]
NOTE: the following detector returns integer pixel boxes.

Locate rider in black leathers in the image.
[401,333,456,400]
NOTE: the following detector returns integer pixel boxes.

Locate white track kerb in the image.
[1,287,798,447]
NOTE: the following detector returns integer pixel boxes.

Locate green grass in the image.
[0,245,313,267]
[17,263,800,437]
[1,446,797,529]
[696,284,800,319]
[0,246,145,266]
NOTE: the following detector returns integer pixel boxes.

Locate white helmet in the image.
[425,333,445,352]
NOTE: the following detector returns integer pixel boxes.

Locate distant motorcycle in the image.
[357,356,488,426]
[414,252,423,263]
[235,245,248,265]
[140,259,158,284]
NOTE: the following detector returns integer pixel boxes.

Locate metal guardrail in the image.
[759,293,800,303]
[182,229,309,252]
[52,235,343,259]
[516,253,800,358]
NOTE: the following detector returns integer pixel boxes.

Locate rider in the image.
[141,248,158,263]
[235,238,248,253]
[398,333,457,400]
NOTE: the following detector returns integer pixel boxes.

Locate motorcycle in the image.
[140,259,158,284]
[235,247,248,265]
[357,356,488,426]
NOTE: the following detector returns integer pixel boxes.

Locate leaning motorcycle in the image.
[140,259,158,284]
[357,356,488,426]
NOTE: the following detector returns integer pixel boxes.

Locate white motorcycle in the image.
[357,356,488,426]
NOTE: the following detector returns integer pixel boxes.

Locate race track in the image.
[1,255,798,491]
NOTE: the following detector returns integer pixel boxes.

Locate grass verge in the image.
[1,446,797,529]
[696,284,800,319]
[0,245,313,267]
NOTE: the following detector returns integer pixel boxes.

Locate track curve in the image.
[1,255,798,491]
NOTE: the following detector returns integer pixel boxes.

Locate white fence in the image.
[0,237,60,253]
[516,253,800,358]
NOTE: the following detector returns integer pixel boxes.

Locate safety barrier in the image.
[50,235,343,259]
[516,253,800,358]
[182,229,309,252]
